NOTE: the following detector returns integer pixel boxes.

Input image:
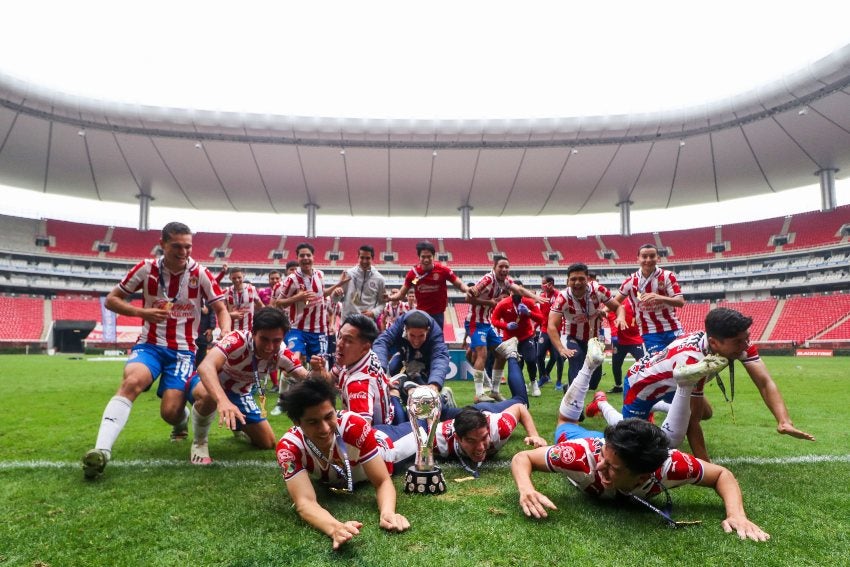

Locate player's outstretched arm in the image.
[697,460,770,542]
[511,449,558,519]
[197,347,245,429]
[744,359,816,441]
[286,473,363,550]
[505,404,547,448]
[364,457,410,533]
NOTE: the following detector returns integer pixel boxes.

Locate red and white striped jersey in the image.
[226,284,259,331]
[618,268,683,334]
[276,411,390,487]
[545,437,704,497]
[434,411,518,459]
[382,301,410,329]
[468,272,514,324]
[213,330,303,395]
[624,332,760,406]
[331,350,394,425]
[117,257,224,352]
[327,298,343,335]
[274,269,328,334]
[551,281,613,341]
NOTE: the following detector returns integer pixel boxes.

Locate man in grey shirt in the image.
[338,244,386,322]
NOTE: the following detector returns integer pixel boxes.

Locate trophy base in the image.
[404,466,447,495]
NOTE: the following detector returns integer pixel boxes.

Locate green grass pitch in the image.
[1,354,848,566]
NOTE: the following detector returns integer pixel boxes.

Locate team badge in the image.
[277,448,297,475]
[558,445,577,464]
[189,276,199,288]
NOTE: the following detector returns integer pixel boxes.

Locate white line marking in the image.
[1,454,848,471]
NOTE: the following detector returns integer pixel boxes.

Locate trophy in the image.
[403,386,447,495]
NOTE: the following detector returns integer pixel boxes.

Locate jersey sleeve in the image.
[117,260,149,295]
[214,330,247,357]
[664,271,683,297]
[658,450,704,488]
[277,348,304,374]
[276,434,306,481]
[341,413,380,464]
[545,440,593,474]
[492,411,518,441]
[201,266,226,303]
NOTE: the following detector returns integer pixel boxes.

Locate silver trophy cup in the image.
[404,386,447,494]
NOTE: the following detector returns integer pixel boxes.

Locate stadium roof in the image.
[2,41,850,219]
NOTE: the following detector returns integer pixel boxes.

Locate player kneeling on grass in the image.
[511,418,770,541]
[276,377,410,550]
[187,307,312,464]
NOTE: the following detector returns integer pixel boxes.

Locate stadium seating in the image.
[658,227,716,261]
[226,233,287,263]
[783,205,850,250]
[46,219,108,256]
[818,317,850,341]
[108,227,161,258]
[720,217,786,256]
[546,236,600,264]
[768,294,850,342]
[675,301,712,334]
[0,295,44,340]
[443,238,493,266]
[52,296,102,321]
[493,237,547,266]
[717,298,778,342]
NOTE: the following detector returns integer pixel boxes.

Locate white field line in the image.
[1,454,849,471]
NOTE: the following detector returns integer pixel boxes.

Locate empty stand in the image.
[599,233,656,264]
[769,294,850,343]
[717,298,778,341]
[676,301,712,334]
[442,238,493,266]
[107,227,162,258]
[818,317,850,341]
[493,237,547,266]
[0,295,43,340]
[190,232,228,261]
[53,296,102,321]
[657,227,716,261]
[546,237,599,264]
[720,217,786,256]
[784,205,850,250]
[227,234,286,263]
[386,238,424,266]
[46,219,108,256]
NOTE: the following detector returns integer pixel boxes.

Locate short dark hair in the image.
[295,242,315,255]
[359,245,375,257]
[403,310,432,330]
[638,243,658,254]
[512,279,524,288]
[453,407,488,438]
[252,307,291,334]
[416,241,436,256]
[285,260,298,271]
[604,418,669,475]
[280,377,338,423]
[341,313,379,343]
[268,270,281,277]
[492,254,508,267]
[228,266,245,275]
[542,275,555,285]
[705,307,752,340]
[566,262,589,276]
[161,222,191,242]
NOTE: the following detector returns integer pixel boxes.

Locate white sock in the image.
[558,360,593,420]
[599,401,624,426]
[94,396,133,455]
[492,369,504,384]
[659,384,694,448]
[473,370,486,396]
[651,400,671,414]
[192,405,215,443]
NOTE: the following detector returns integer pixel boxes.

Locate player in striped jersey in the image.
[275,377,411,550]
[511,418,770,541]
[466,256,542,403]
[381,288,410,331]
[186,307,308,463]
[548,263,621,409]
[224,267,264,332]
[586,307,814,461]
[272,243,344,365]
[82,222,231,479]
[614,243,685,355]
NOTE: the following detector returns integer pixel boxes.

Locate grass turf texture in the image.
[1,354,848,566]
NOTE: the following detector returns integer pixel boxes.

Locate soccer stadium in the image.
[1,5,849,566]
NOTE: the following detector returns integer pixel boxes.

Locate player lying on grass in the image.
[512,418,770,541]
[275,377,411,550]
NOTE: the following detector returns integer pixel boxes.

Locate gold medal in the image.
[164,301,174,311]
[259,393,267,418]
